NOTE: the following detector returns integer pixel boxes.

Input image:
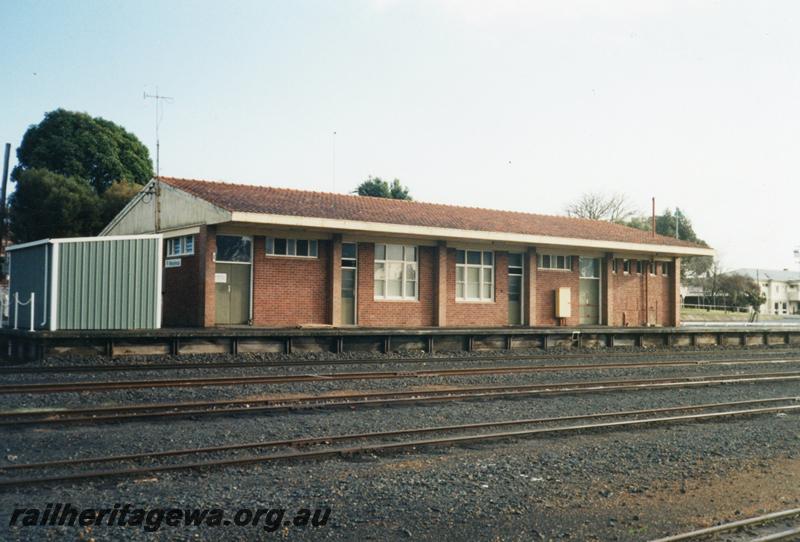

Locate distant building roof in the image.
[159,177,710,253]
[729,268,800,282]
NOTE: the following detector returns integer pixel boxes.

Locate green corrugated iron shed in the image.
[8,235,162,330]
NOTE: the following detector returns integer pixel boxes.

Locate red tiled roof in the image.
[159,177,707,250]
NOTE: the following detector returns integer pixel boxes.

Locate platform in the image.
[2,325,800,362]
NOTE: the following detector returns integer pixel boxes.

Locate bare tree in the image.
[564,192,636,223]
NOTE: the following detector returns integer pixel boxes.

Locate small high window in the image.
[538,254,572,271]
[266,237,318,258]
[661,262,670,276]
[623,259,631,274]
[167,235,195,257]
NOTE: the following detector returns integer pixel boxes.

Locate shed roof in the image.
[158,177,710,253]
[730,268,800,282]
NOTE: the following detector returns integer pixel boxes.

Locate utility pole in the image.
[143,88,173,232]
[0,143,9,281]
[332,131,337,191]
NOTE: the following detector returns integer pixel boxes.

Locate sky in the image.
[2,0,799,271]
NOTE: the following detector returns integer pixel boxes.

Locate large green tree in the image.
[8,109,152,241]
[100,181,144,226]
[15,109,153,194]
[718,273,765,312]
[626,208,712,278]
[9,169,102,242]
[354,176,412,200]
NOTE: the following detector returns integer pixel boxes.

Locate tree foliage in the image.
[564,192,635,223]
[8,109,152,241]
[625,208,712,279]
[100,181,145,226]
[15,109,153,194]
[354,177,412,200]
[718,273,765,312]
[9,169,102,242]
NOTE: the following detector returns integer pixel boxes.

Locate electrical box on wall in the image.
[555,287,571,318]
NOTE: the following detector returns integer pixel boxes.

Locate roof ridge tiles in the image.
[157,176,708,251]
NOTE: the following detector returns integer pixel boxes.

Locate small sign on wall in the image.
[215,273,228,283]
[165,258,182,268]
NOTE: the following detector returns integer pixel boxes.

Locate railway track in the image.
[0,397,797,488]
[652,508,800,541]
[2,347,798,375]
[4,361,800,395]
[2,372,800,426]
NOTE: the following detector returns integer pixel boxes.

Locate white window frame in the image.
[456,249,495,302]
[374,244,418,301]
[265,237,319,258]
[167,235,195,257]
[537,254,573,271]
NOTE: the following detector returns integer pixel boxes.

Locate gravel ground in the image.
[1,346,800,541]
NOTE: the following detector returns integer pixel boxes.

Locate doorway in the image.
[341,242,357,325]
[508,253,524,325]
[214,235,252,325]
[579,257,601,325]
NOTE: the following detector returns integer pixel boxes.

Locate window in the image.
[579,258,600,278]
[266,237,318,258]
[538,254,572,270]
[215,235,252,262]
[636,260,644,275]
[622,259,631,274]
[661,262,670,276]
[342,242,357,268]
[611,259,618,274]
[508,253,523,275]
[374,244,417,300]
[167,235,195,257]
[456,249,494,301]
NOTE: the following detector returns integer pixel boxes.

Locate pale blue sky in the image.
[2,1,799,270]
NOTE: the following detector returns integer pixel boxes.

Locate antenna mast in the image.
[332,131,337,191]
[143,88,173,178]
[143,88,173,232]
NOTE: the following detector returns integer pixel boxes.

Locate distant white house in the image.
[729,268,800,315]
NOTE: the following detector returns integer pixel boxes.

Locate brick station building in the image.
[102,177,713,329]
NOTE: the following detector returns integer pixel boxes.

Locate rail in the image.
[1,399,798,488]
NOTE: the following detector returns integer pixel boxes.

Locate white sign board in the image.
[215,273,228,283]
[165,258,182,268]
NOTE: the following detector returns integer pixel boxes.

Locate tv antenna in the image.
[143,87,173,178]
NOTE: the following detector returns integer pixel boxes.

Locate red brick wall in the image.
[162,230,679,329]
[162,228,214,328]
[250,236,330,327]
[445,249,508,327]
[608,260,674,326]
[356,243,435,327]
[162,247,203,327]
[534,256,581,326]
